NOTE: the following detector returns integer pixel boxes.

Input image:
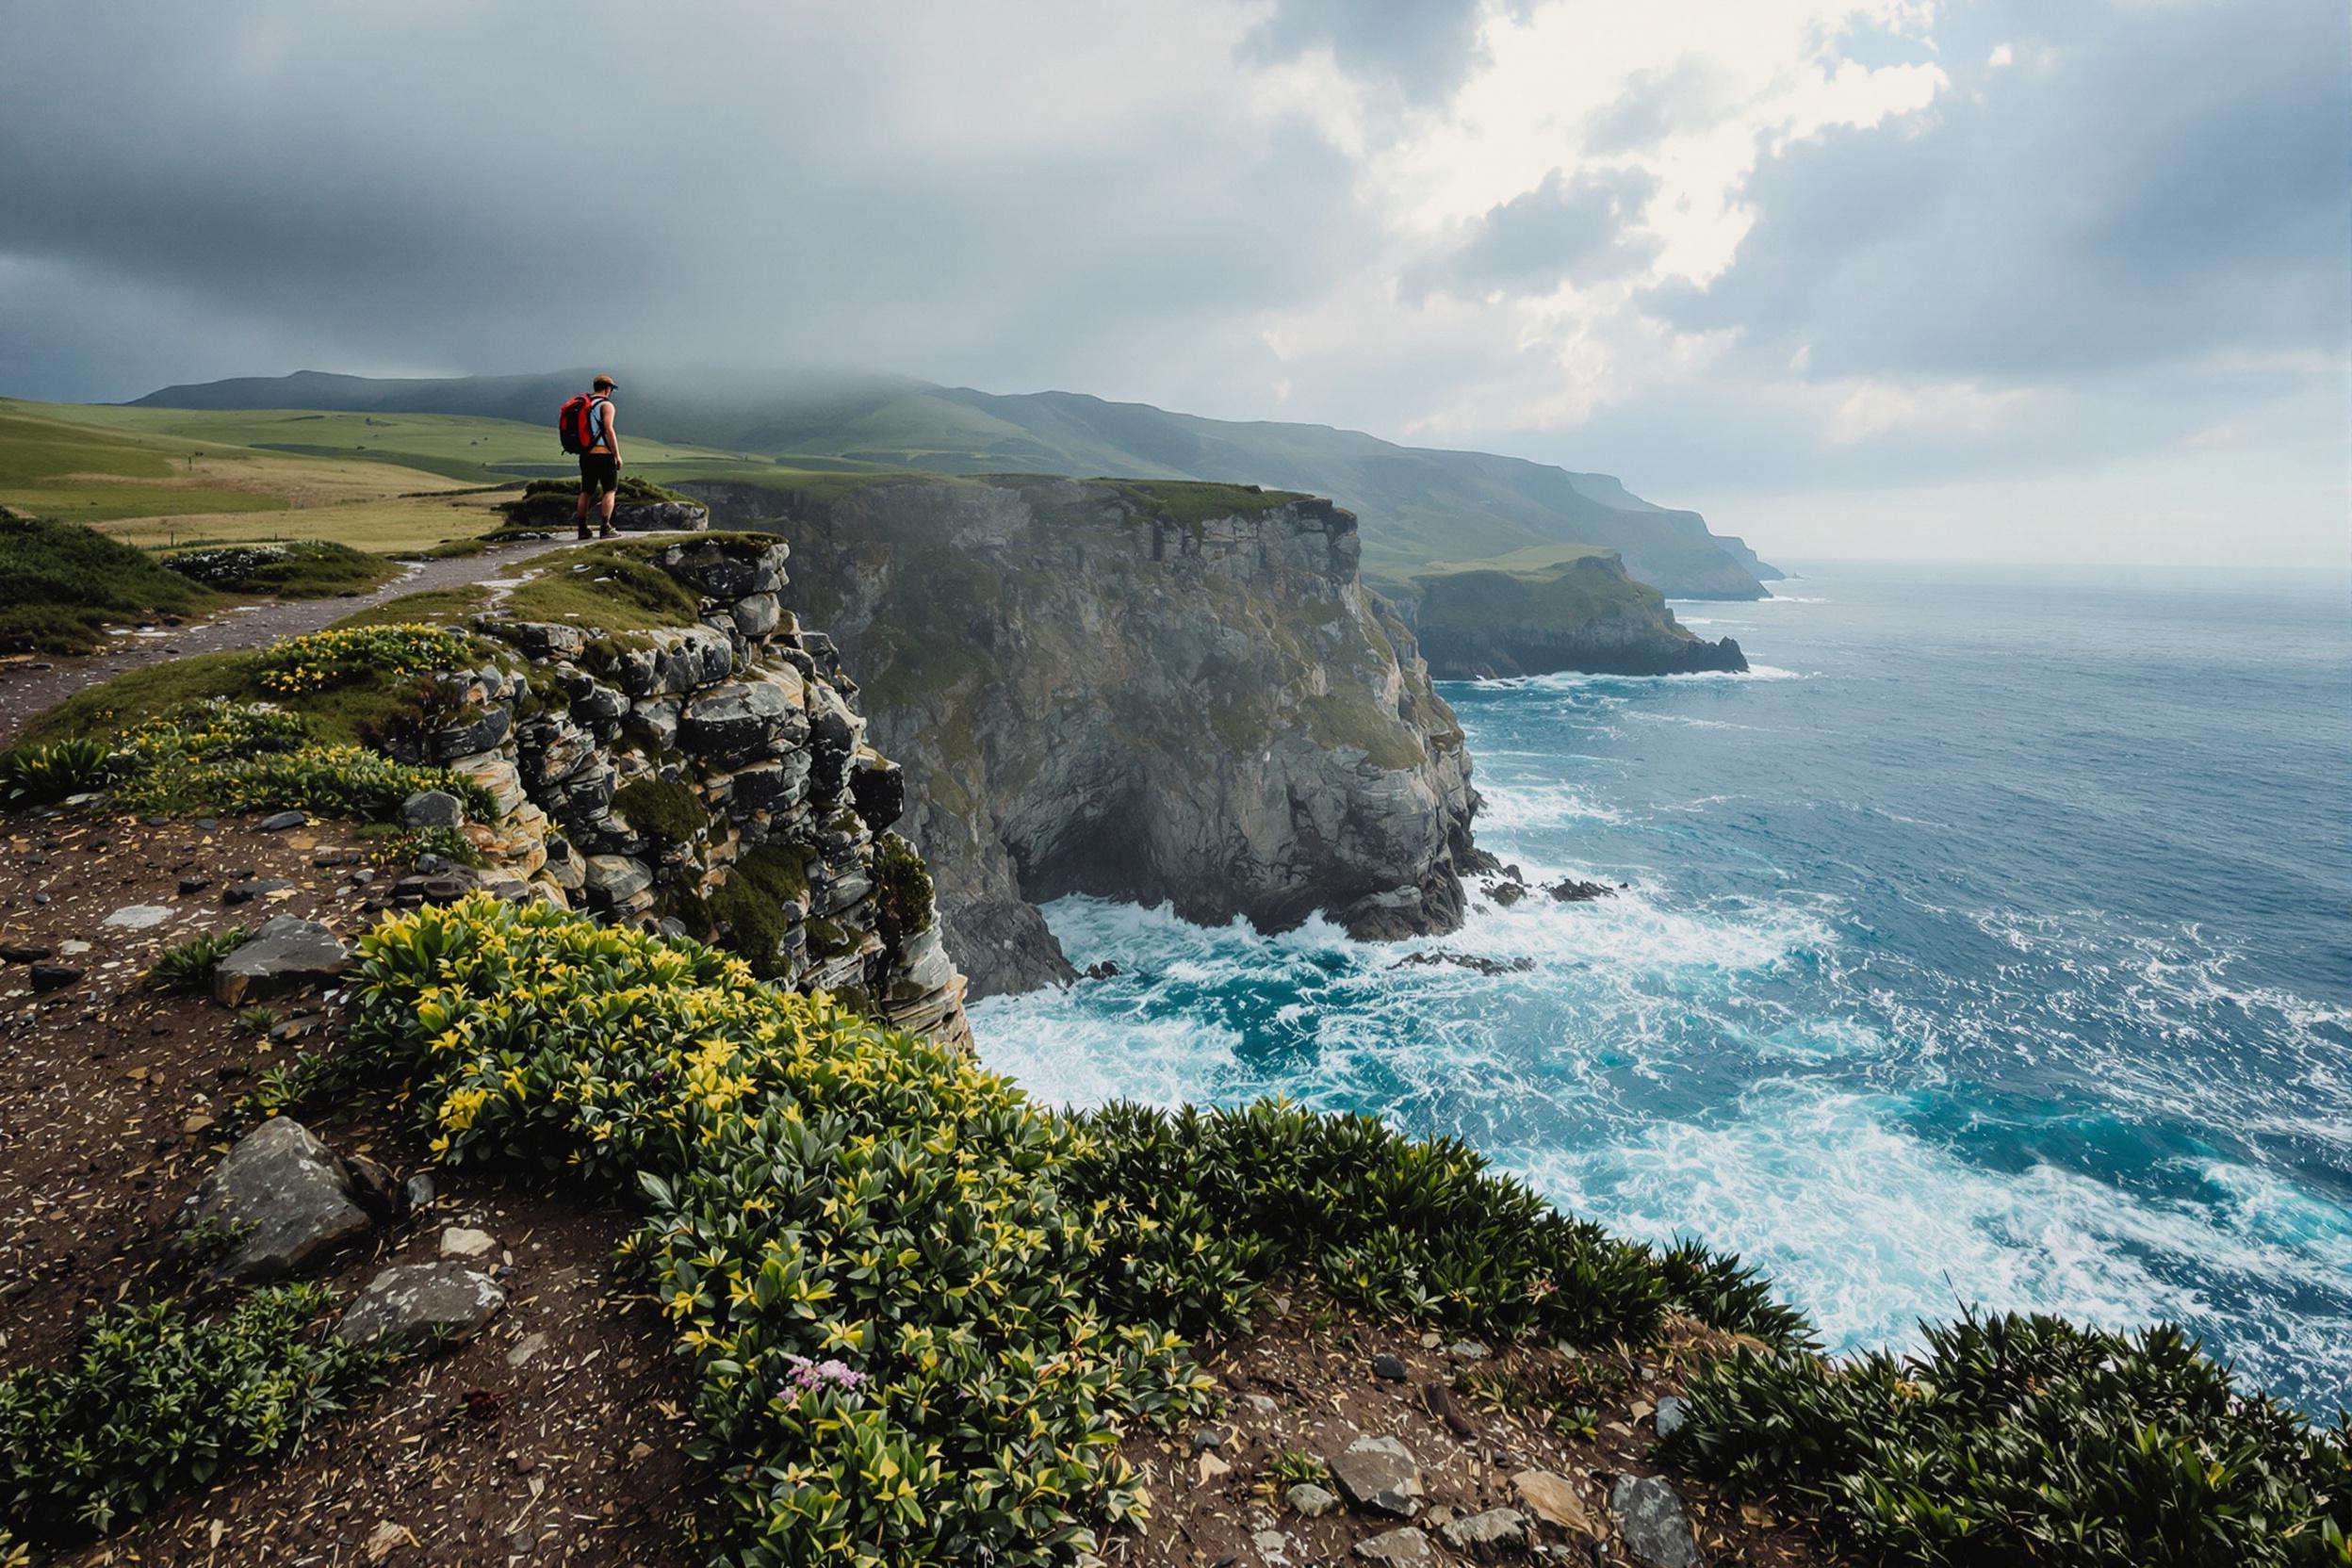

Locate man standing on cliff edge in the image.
[575,374,622,540]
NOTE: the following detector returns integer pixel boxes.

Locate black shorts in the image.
[580,452,618,494]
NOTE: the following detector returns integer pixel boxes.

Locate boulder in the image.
[582,855,653,905]
[256,809,308,831]
[336,1261,505,1351]
[400,790,466,828]
[29,962,83,992]
[213,916,350,1005]
[103,904,174,930]
[1329,1434,1422,1518]
[489,621,588,661]
[849,755,906,830]
[1609,1475,1699,1568]
[180,1119,373,1282]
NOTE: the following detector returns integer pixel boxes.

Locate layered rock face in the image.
[686,478,1489,997]
[395,535,970,1048]
[1401,555,1748,680]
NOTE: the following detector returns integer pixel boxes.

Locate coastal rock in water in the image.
[178,1119,373,1282]
[689,477,1489,997]
[1402,554,1749,680]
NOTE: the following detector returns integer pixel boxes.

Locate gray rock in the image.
[1654,1395,1688,1439]
[1445,1340,1489,1361]
[1352,1527,1435,1565]
[29,962,83,992]
[223,877,295,906]
[213,916,350,1005]
[1440,1508,1527,1557]
[489,621,587,661]
[1287,1482,1339,1519]
[179,1119,373,1282]
[103,904,174,930]
[582,854,653,905]
[1371,1352,1408,1380]
[403,1172,436,1211]
[731,592,782,637]
[255,809,308,831]
[1329,1434,1422,1518]
[430,706,510,761]
[400,790,466,828]
[336,1261,505,1351]
[1609,1475,1699,1568]
[682,679,802,769]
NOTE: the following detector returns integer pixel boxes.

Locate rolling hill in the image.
[132,369,1781,598]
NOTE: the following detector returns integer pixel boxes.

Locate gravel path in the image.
[0,534,608,746]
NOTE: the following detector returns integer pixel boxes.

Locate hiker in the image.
[573,374,622,539]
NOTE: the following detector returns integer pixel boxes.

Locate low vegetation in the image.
[0,1283,385,1548]
[0,514,216,652]
[147,924,251,992]
[163,539,398,598]
[347,895,1794,1566]
[9,627,498,822]
[1667,1311,2351,1566]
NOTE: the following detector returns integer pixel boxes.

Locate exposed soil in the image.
[0,813,705,1566]
[1114,1298,1840,1568]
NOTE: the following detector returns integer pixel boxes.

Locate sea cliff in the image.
[1401,553,1748,679]
[685,476,1489,995]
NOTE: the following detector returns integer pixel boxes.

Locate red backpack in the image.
[557,393,605,454]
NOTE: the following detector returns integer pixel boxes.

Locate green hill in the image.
[131,370,1781,598]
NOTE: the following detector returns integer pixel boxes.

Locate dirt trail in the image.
[0,533,665,746]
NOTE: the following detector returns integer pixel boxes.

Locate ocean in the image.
[970,562,2352,1412]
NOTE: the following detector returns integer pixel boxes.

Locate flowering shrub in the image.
[101,700,493,821]
[346,895,1803,1565]
[253,625,480,699]
[0,738,113,806]
[349,897,1208,1566]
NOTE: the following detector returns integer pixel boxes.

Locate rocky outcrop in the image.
[687,478,1490,997]
[389,534,971,1048]
[176,1119,375,1282]
[1400,555,1747,680]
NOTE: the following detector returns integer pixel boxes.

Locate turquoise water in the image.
[971,563,2352,1411]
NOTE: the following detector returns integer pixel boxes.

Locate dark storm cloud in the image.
[1647,0,2352,383]
[0,2,1375,402]
[1408,167,1662,300]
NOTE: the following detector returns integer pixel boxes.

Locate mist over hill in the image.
[132,368,1779,598]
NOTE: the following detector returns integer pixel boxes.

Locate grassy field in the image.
[0,399,763,554]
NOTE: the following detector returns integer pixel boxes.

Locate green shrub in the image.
[163,540,394,598]
[105,699,493,822]
[148,924,250,992]
[0,738,114,807]
[0,515,214,654]
[0,1282,385,1545]
[1659,1238,1818,1351]
[613,777,709,842]
[1058,1100,1667,1346]
[1666,1310,2352,1567]
[871,831,934,951]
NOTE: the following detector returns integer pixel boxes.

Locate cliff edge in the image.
[1403,553,1748,680]
[687,476,1488,996]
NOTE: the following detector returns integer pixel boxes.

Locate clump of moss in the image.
[612,777,708,843]
[163,540,396,599]
[871,831,934,950]
[702,842,814,977]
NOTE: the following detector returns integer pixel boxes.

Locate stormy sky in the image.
[2,0,2344,566]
